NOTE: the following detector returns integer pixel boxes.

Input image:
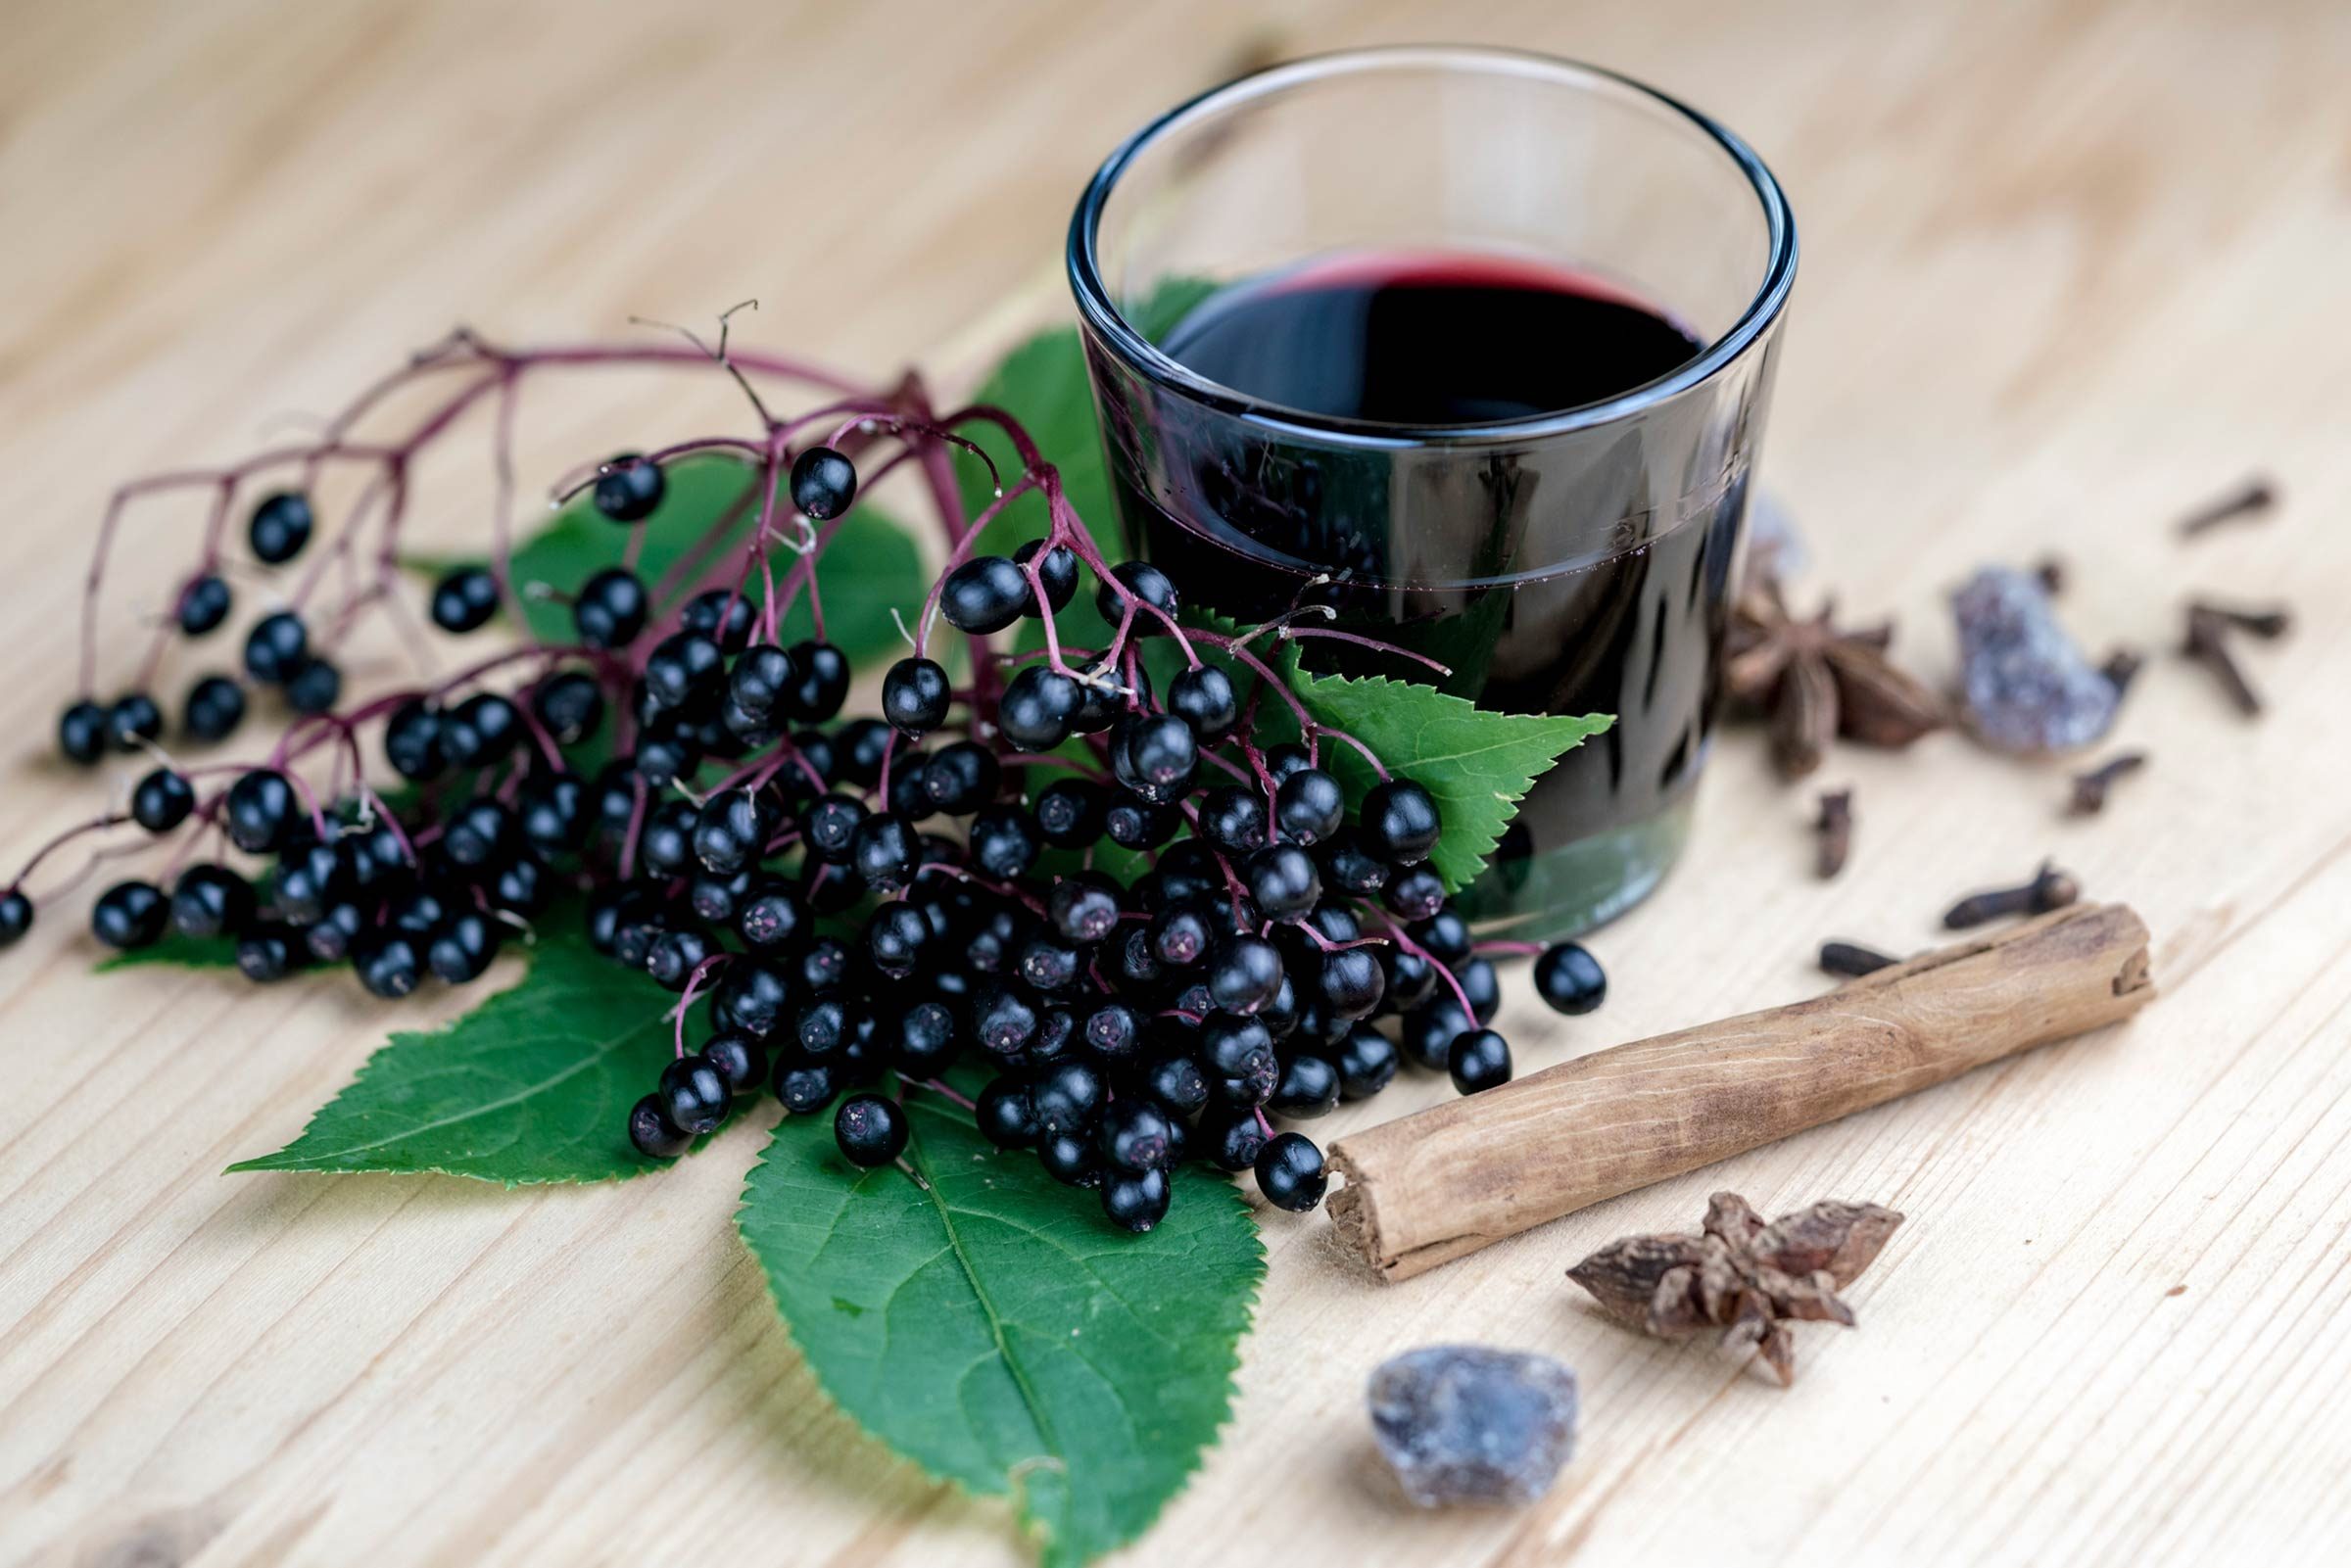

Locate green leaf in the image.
[96,930,239,972]
[1285,669,1612,892]
[737,1094,1262,1568]
[953,279,1216,655]
[226,932,693,1184]
[483,455,928,668]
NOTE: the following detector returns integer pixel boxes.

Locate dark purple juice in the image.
[1096,250,1751,928]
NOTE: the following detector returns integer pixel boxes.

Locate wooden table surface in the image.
[6,1,2348,1564]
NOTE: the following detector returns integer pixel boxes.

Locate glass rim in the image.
[1066,44,1799,449]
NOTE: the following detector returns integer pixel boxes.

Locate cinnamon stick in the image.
[1328,902,2154,1281]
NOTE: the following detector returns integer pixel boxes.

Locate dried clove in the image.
[2034,556,2067,594]
[1813,788,1853,879]
[2068,752,2147,816]
[1819,939,1898,978]
[1566,1192,1904,1386]
[1942,860,2080,929]
[2099,647,2144,698]
[2182,601,2287,716]
[2175,474,2277,539]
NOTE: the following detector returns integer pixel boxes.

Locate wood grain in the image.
[5,1,2351,1565]
[1330,904,2155,1279]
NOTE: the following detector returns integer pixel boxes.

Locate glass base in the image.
[1453,793,1695,941]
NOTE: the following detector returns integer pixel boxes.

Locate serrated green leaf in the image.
[96,930,239,972]
[737,1095,1262,1568]
[1285,670,1612,892]
[455,455,929,668]
[226,933,693,1184]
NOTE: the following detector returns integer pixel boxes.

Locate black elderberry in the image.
[1400,997,1474,1072]
[1410,908,1473,968]
[888,1000,958,1076]
[355,931,425,999]
[998,665,1081,751]
[737,881,806,951]
[1255,1132,1327,1212]
[636,799,697,878]
[1318,830,1390,895]
[1094,560,1179,633]
[659,1053,734,1135]
[967,803,1040,881]
[1151,905,1213,969]
[1204,1112,1268,1173]
[516,772,588,855]
[0,888,32,949]
[1362,779,1442,865]
[174,673,238,740]
[224,770,298,853]
[642,927,710,991]
[882,656,952,737]
[1335,1023,1401,1101]
[1319,947,1387,1021]
[236,925,305,982]
[1032,779,1106,849]
[976,1076,1038,1149]
[429,913,501,984]
[1080,1000,1141,1063]
[940,555,1032,635]
[776,1063,838,1115]
[430,566,502,634]
[849,812,919,893]
[693,788,776,875]
[1102,798,1179,850]
[487,856,549,918]
[242,611,309,685]
[966,980,1035,1057]
[247,491,313,563]
[1534,941,1607,1016]
[1273,767,1345,846]
[885,753,935,821]
[1110,712,1197,804]
[1049,880,1122,945]
[1258,974,1301,1041]
[1380,945,1439,1013]
[283,658,342,716]
[1017,931,1083,994]
[170,864,253,938]
[1038,1129,1104,1189]
[573,567,648,649]
[175,573,233,637]
[798,793,867,865]
[629,1095,692,1159]
[1167,663,1240,745]
[629,727,698,789]
[923,740,999,815]
[531,670,605,746]
[1384,866,1448,922]
[90,880,168,950]
[106,692,164,752]
[797,937,852,993]
[1271,1054,1342,1118]
[642,632,725,713]
[305,903,365,963]
[1245,843,1320,923]
[1457,956,1502,1023]
[273,842,346,925]
[782,641,849,724]
[1145,1054,1211,1117]
[1263,743,1314,784]
[1448,1027,1512,1094]
[443,799,510,868]
[58,699,108,766]
[130,768,195,833]
[1013,538,1079,613]
[1203,1013,1274,1079]
[1196,784,1264,856]
[791,446,857,520]
[1208,933,1285,1015]
[382,700,444,782]
[835,1094,908,1166]
[594,453,665,522]
[866,900,930,978]
[1113,927,1164,990]
[681,587,757,651]
[1101,1167,1172,1233]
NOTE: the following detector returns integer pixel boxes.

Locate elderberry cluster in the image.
[16,334,1610,1237]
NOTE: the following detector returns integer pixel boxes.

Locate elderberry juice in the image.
[1092,251,1753,931]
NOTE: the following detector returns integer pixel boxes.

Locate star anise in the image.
[1566,1192,1904,1386]
[1724,579,1946,779]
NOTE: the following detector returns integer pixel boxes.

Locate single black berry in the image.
[594,453,665,522]
[1335,1023,1401,1100]
[430,567,502,633]
[1101,1167,1172,1233]
[866,900,930,978]
[1204,1112,1268,1173]
[966,803,1039,880]
[283,657,342,715]
[1013,539,1079,613]
[1319,947,1387,1021]
[1254,1131,1328,1212]
[247,491,313,563]
[170,864,253,938]
[1318,830,1391,895]
[90,880,168,950]
[1110,712,1197,804]
[976,1076,1038,1149]
[922,740,999,816]
[1245,843,1320,923]
[236,925,305,982]
[429,913,501,983]
[1198,784,1266,855]
[659,1053,734,1135]
[0,888,32,949]
[1384,866,1448,922]
[182,675,247,743]
[1362,779,1442,865]
[882,656,952,737]
[1167,663,1239,745]
[1032,779,1107,848]
[776,1062,838,1115]
[1049,879,1122,945]
[1146,1054,1211,1117]
[129,767,194,832]
[106,692,164,752]
[176,574,232,636]
[356,932,425,998]
[224,769,298,853]
[1410,908,1473,967]
[444,692,520,770]
[629,1095,692,1159]
[242,612,308,685]
[1208,933,1285,1015]
[1094,560,1178,633]
[1274,768,1345,846]
[1400,998,1474,1071]
[1448,1027,1512,1094]
[835,1094,908,1166]
[681,587,757,651]
[1102,798,1178,850]
[791,446,857,520]
[849,811,918,893]
[997,665,1080,751]
[1457,955,1501,1023]
[58,700,108,766]
[1534,942,1607,1016]
[783,641,850,724]
[573,567,648,649]
[702,1031,770,1096]
[1271,1053,1342,1118]
[939,555,1030,635]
